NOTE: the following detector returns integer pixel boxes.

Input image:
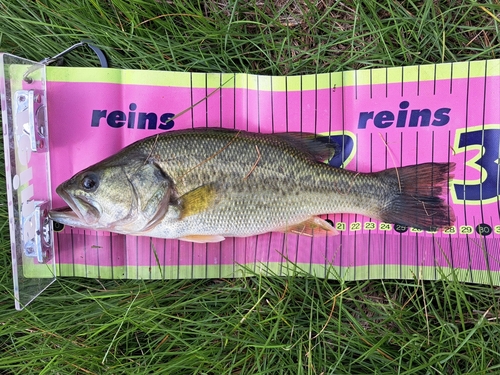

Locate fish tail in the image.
[377,162,456,231]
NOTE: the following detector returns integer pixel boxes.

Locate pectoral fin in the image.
[179,184,217,219]
[278,216,339,237]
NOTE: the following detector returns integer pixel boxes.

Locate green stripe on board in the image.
[46,60,500,89]
[355,69,371,86]
[403,65,419,82]
[38,261,500,285]
[22,260,56,278]
[435,63,452,80]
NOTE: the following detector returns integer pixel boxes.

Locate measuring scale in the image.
[2,52,499,309]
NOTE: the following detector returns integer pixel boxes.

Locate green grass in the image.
[1,0,500,373]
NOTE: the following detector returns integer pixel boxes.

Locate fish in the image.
[49,128,455,243]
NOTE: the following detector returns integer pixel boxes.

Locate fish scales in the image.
[134,130,382,237]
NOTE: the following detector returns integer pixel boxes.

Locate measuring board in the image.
[3,59,500,296]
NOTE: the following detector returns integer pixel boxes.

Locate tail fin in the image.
[377,162,455,231]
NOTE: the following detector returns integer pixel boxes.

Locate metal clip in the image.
[22,201,52,263]
[15,90,47,152]
[23,40,108,83]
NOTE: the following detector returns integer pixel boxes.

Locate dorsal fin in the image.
[180,128,338,163]
[273,133,337,162]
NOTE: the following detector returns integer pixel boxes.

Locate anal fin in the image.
[278,216,339,237]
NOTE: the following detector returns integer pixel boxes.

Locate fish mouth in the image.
[51,186,101,226]
[49,206,88,228]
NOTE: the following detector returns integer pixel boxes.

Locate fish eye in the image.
[81,173,99,192]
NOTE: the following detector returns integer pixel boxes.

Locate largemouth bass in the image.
[49,128,455,243]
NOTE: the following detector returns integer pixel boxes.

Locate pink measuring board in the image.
[32,61,500,284]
